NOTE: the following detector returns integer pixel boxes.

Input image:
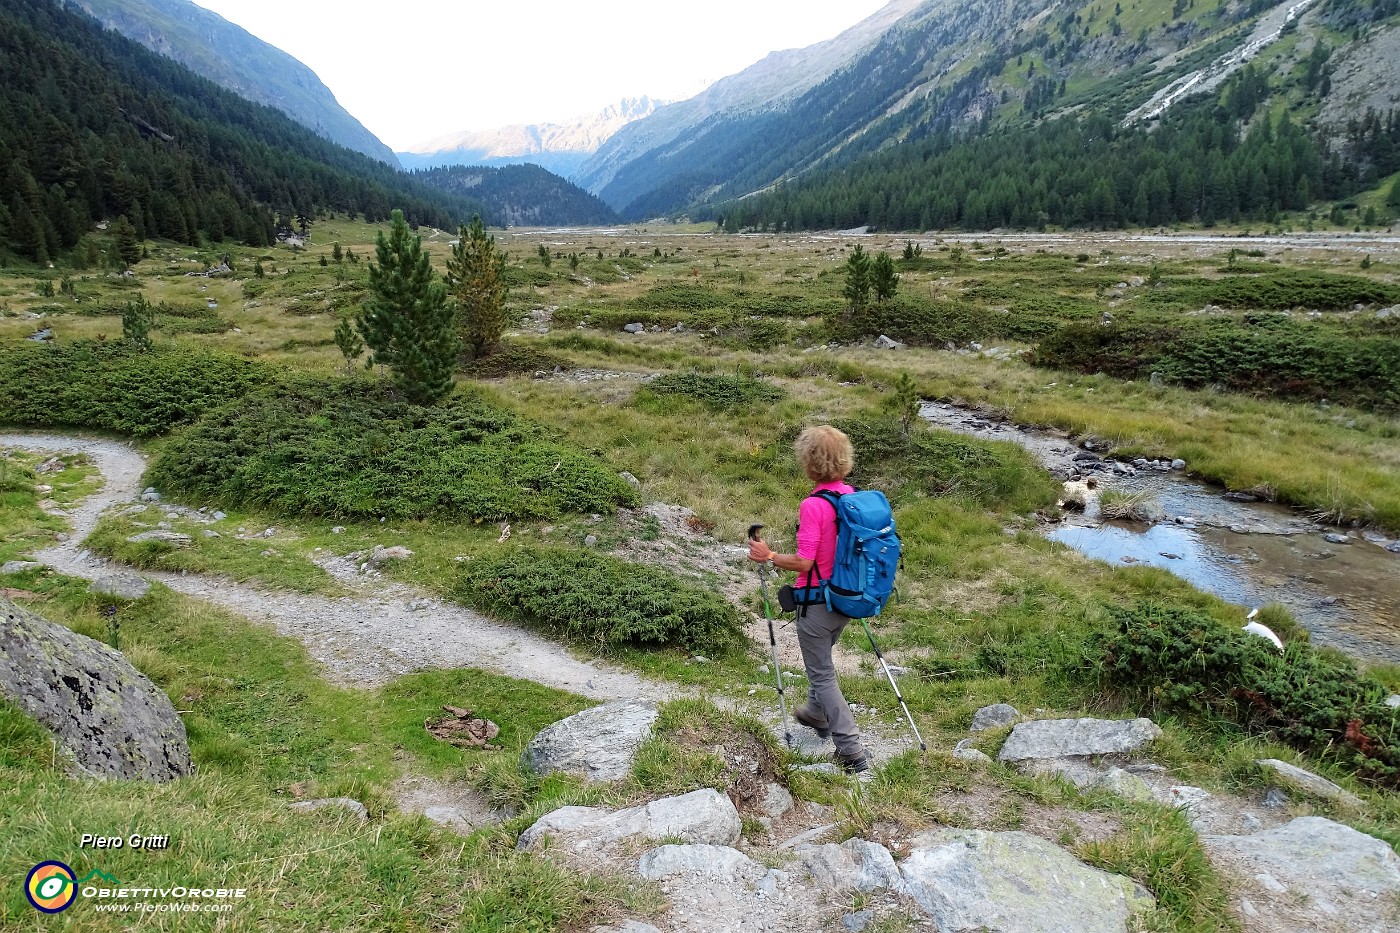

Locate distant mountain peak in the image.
[397,97,667,178]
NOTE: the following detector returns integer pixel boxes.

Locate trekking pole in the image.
[857,618,926,752]
[749,524,792,748]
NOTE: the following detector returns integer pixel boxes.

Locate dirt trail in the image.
[0,432,676,702]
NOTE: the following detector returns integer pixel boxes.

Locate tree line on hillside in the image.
[0,0,487,265]
[410,165,618,227]
[715,93,1400,233]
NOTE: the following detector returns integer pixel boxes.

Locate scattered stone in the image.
[1324,533,1350,545]
[901,829,1154,932]
[1171,459,1186,470]
[796,762,840,775]
[1256,759,1363,808]
[1389,542,1400,554]
[842,910,876,932]
[590,921,661,933]
[124,530,193,548]
[212,511,227,521]
[1,561,41,575]
[953,738,993,764]
[36,457,66,474]
[202,530,220,538]
[1385,695,1400,708]
[517,788,741,854]
[637,844,765,882]
[873,334,905,350]
[619,471,641,488]
[1223,491,1259,502]
[368,545,413,566]
[1263,787,1289,809]
[0,595,192,781]
[997,717,1163,763]
[584,534,598,547]
[971,703,1019,731]
[523,700,658,782]
[88,573,151,601]
[1205,818,1400,932]
[797,838,902,893]
[289,798,368,821]
[140,490,162,503]
[331,526,346,534]
[777,824,840,851]
[759,783,794,819]
[623,322,645,333]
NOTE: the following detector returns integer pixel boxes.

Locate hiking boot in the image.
[834,747,871,774]
[793,704,830,739]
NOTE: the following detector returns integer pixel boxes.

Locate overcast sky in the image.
[192,0,895,151]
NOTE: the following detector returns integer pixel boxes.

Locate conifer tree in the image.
[113,215,141,268]
[358,209,457,404]
[872,251,899,303]
[121,295,154,348]
[843,245,872,317]
[333,313,364,373]
[446,215,509,360]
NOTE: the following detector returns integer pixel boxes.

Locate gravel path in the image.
[0,432,677,702]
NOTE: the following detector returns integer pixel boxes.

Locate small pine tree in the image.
[569,253,580,271]
[843,245,872,317]
[121,295,154,349]
[332,242,343,263]
[319,255,328,266]
[537,244,552,269]
[872,251,899,303]
[254,260,265,278]
[333,313,364,373]
[358,209,457,404]
[886,371,920,435]
[447,215,509,360]
[1361,254,1372,270]
[113,215,141,269]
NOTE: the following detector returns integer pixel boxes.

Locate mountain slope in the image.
[75,0,400,167]
[0,0,484,263]
[410,165,618,227]
[398,98,662,179]
[582,0,1400,221]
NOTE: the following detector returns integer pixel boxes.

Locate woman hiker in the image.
[748,425,871,773]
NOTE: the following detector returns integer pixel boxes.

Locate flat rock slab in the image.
[1255,759,1363,808]
[517,788,740,855]
[638,844,766,882]
[88,573,151,601]
[523,699,659,782]
[900,829,1154,933]
[125,530,192,547]
[1205,817,1400,933]
[1,560,42,575]
[0,595,191,781]
[998,717,1162,763]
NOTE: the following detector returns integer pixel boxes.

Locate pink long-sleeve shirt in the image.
[794,480,854,588]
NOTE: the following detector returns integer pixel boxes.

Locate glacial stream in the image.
[919,402,1400,664]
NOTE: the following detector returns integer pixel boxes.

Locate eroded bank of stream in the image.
[918,402,1400,664]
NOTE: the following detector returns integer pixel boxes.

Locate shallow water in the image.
[919,402,1400,664]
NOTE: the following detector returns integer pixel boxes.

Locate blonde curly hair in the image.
[794,425,854,483]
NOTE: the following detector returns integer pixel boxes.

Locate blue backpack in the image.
[796,488,901,619]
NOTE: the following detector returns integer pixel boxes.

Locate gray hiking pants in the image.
[796,602,862,756]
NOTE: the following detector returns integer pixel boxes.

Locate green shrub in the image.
[147,378,638,521]
[639,372,786,411]
[1033,316,1400,411]
[845,296,1077,346]
[459,341,563,378]
[1096,603,1400,787]
[1145,268,1400,311]
[837,417,1059,513]
[0,342,270,436]
[454,547,744,651]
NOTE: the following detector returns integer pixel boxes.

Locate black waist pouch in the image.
[778,584,825,612]
[778,584,797,613]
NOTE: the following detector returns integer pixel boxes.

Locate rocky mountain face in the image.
[577,0,1400,220]
[75,0,400,167]
[398,97,664,178]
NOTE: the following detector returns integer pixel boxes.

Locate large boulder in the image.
[900,829,1154,933]
[997,717,1162,763]
[0,595,191,781]
[517,788,740,855]
[1204,817,1400,932]
[523,699,659,782]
